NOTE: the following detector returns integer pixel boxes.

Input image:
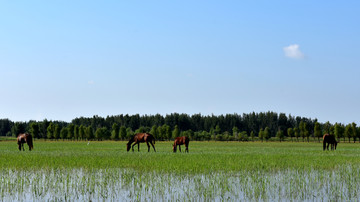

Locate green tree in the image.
[60,127,68,140]
[276,129,284,142]
[250,131,255,141]
[264,127,270,141]
[156,125,165,140]
[164,125,170,140]
[74,125,79,140]
[294,127,299,141]
[150,125,158,139]
[126,127,134,140]
[334,123,343,142]
[79,125,85,140]
[54,124,61,140]
[40,119,50,139]
[86,126,94,140]
[182,130,194,140]
[299,121,306,142]
[111,123,120,140]
[232,126,239,140]
[216,133,223,141]
[314,122,322,142]
[162,124,171,141]
[239,131,248,141]
[0,119,12,137]
[287,128,294,142]
[209,128,215,141]
[103,128,111,140]
[352,122,358,143]
[259,128,264,142]
[30,122,40,139]
[172,125,180,139]
[119,126,127,140]
[67,124,75,140]
[323,121,331,134]
[215,125,221,135]
[135,126,147,134]
[344,124,352,143]
[47,123,54,140]
[95,127,106,140]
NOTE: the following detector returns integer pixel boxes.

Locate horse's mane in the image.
[127,135,136,144]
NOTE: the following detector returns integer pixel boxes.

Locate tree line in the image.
[0,112,359,142]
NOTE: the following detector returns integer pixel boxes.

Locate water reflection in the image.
[0,167,359,201]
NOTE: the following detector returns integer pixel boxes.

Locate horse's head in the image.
[172,144,177,152]
[126,143,131,152]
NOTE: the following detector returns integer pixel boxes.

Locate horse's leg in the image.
[323,141,326,151]
[18,144,21,151]
[132,143,137,152]
[185,144,188,153]
[327,143,329,150]
[179,145,181,152]
[138,143,140,152]
[150,142,156,152]
[146,142,150,152]
[22,143,25,151]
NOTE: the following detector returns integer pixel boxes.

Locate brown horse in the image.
[127,133,156,152]
[173,136,189,153]
[17,133,33,151]
[323,134,337,151]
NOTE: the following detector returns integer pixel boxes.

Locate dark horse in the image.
[173,136,189,153]
[17,133,33,151]
[127,133,156,152]
[323,134,337,151]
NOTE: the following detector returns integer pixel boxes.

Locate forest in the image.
[0,112,359,142]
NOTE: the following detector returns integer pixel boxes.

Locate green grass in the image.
[2,140,360,201]
[1,140,360,173]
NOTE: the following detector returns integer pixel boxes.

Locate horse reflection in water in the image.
[173,136,189,153]
[17,133,34,151]
[127,133,156,152]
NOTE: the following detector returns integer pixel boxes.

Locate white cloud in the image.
[283,44,304,59]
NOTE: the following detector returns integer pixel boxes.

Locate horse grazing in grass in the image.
[323,134,337,151]
[17,133,33,151]
[127,133,156,152]
[173,136,189,153]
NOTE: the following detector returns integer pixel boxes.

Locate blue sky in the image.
[1,1,359,124]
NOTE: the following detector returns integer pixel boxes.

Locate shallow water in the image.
[0,167,359,201]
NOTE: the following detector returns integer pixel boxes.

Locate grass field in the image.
[1,140,360,200]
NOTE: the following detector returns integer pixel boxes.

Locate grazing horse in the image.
[17,133,33,151]
[323,134,337,151]
[127,133,156,152]
[173,136,189,153]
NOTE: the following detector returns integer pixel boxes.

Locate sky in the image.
[1,1,359,124]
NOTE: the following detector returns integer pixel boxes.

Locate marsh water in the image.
[1,167,359,201]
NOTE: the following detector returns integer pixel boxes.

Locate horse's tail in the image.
[153,137,155,145]
[28,134,34,150]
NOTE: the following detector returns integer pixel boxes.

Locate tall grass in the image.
[1,141,360,172]
[1,140,360,200]
[1,168,359,201]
